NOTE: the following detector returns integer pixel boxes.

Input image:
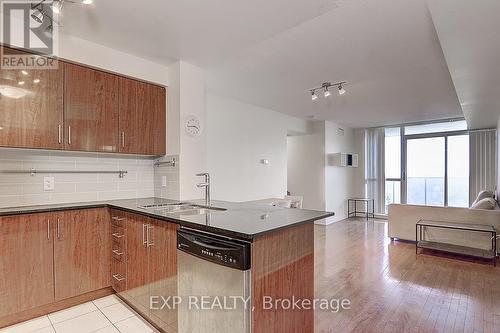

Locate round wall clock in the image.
[185,115,202,137]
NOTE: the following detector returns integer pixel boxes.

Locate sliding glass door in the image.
[403,133,469,207]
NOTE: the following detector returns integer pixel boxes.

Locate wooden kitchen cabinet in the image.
[0,46,64,150]
[0,213,55,318]
[119,78,166,155]
[117,212,178,332]
[54,208,111,301]
[64,63,119,152]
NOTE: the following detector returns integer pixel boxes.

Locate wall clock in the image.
[185,115,202,137]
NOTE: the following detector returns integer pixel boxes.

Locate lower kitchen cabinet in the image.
[0,213,55,318]
[111,211,178,332]
[0,208,111,325]
[54,208,111,300]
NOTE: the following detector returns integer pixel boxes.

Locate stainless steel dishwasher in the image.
[177,228,252,333]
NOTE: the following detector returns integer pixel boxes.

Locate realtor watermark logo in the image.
[1,0,58,69]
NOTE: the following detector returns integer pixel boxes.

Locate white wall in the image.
[324,121,355,223]
[287,130,325,211]
[206,94,309,202]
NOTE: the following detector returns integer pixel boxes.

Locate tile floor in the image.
[0,295,159,333]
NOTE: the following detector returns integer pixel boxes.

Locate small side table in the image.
[348,198,375,220]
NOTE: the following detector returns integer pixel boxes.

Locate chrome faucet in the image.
[196,173,211,207]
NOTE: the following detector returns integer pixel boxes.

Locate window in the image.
[404,119,467,135]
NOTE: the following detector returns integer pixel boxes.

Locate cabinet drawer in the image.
[110,211,126,228]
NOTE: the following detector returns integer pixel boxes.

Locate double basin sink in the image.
[138,202,227,216]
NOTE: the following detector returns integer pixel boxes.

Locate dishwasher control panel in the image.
[178,229,251,270]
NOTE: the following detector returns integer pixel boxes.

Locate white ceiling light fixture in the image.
[0,86,30,99]
[33,79,41,84]
[51,0,64,14]
[82,0,93,4]
[311,90,318,101]
[308,81,346,101]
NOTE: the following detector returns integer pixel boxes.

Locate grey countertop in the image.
[0,197,334,240]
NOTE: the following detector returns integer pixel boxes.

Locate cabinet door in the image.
[148,220,178,332]
[0,46,64,149]
[54,208,111,301]
[119,78,166,155]
[123,213,150,316]
[64,63,119,152]
[0,213,54,317]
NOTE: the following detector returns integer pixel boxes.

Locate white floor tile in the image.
[99,302,136,324]
[33,327,56,333]
[93,295,122,309]
[48,302,98,324]
[0,316,52,333]
[90,326,120,333]
[52,311,110,333]
[114,316,156,333]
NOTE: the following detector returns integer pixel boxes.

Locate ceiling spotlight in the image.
[311,91,318,101]
[31,8,45,23]
[21,70,28,76]
[51,0,64,14]
[338,84,346,95]
[44,24,53,38]
[324,86,331,97]
[33,79,41,84]
[82,0,93,4]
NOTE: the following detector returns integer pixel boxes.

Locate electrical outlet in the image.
[43,177,55,191]
[161,176,167,187]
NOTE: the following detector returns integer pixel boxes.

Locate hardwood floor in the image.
[314,218,500,333]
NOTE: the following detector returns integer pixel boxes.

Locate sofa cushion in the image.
[473,190,494,206]
[471,197,496,210]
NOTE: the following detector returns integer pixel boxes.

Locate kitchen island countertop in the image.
[0,197,334,240]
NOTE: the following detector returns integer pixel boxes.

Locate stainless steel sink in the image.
[138,202,226,215]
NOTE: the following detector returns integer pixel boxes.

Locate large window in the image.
[382,119,470,210]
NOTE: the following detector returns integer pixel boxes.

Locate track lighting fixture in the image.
[51,0,64,14]
[308,81,346,101]
[338,84,346,95]
[311,91,318,101]
[31,7,45,23]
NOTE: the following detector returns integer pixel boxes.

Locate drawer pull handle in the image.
[112,216,125,221]
[112,274,126,282]
[112,233,125,239]
[112,249,124,256]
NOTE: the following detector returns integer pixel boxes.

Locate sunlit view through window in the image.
[384,120,469,212]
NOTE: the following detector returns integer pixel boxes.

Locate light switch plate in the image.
[161,176,167,187]
[43,177,55,191]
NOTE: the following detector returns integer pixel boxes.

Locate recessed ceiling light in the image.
[311,91,318,101]
[21,70,28,76]
[18,81,25,85]
[33,79,41,84]
[338,84,346,95]
[82,0,93,4]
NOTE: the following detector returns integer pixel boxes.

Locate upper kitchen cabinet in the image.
[64,63,119,152]
[0,46,64,150]
[119,77,166,155]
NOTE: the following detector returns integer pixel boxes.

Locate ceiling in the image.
[427,0,500,130]
[58,0,470,128]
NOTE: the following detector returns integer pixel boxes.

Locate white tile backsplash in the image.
[0,148,158,208]
[154,155,180,201]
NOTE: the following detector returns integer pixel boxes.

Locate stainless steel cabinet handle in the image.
[121,132,125,148]
[112,249,124,256]
[142,224,148,246]
[57,218,61,240]
[147,225,154,247]
[112,274,126,282]
[58,124,62,144]
[112,233,125,239]
[112,216,125,221]
[68,125,71,145]
[47,220,50,240]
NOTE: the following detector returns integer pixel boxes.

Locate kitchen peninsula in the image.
[0,198,334,333]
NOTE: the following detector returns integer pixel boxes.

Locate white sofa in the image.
[388,204,500,251]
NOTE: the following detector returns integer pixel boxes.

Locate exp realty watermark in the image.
[151,296,351,314]
[1,0,58,69]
